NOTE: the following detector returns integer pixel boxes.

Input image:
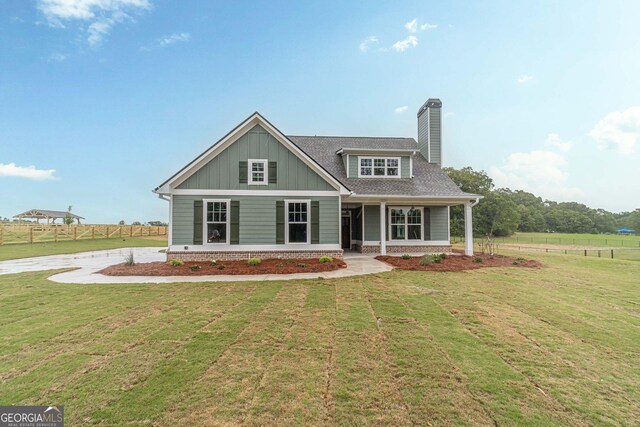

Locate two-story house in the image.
[154,98,481,261]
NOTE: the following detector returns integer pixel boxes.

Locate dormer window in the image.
[359,157,400,177]
[248,159,268,185]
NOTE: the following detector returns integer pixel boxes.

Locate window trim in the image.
[203,198,231,245]
[358,156,401,178]
[388,206,424,241]
[284,199,311,244]
[248,159,269,185]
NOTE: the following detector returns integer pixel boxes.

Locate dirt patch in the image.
[376,251,542,272]
[98,258,347,276]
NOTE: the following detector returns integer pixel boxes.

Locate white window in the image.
[389,207,423,240]
[359,157,400,177]
[203,199,230,244]
[248,159,268,185]
[285,200,310,244]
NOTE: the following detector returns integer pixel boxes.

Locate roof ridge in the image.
[287,135,415,140]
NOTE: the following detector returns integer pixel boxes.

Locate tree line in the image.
[444,167,640,237]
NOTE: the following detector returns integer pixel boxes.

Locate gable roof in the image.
[288,135,478,198]
[154,112,348,194]
[14,209,84,219]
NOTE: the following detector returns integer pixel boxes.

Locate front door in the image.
[341,216,351,249]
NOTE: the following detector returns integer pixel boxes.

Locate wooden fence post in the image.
[55,226,58,243]
[74,226,77,240]
[611,249,614,259]
[0,225,3,246]
[119,227,122,238]
[92,226,95,239]
[30,227,33,244]
[598,250,601,258]
[130,226,133,237]
[584,249,587,257]
[106,226,109,239]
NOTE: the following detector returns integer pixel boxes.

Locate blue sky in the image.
[1,0,639,223]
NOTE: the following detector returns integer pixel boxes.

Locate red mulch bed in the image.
[99,258,347,276]
[376,251,542,272]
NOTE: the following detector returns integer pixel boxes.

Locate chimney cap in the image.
[417,98,442,117]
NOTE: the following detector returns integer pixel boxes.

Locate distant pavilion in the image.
[13,209,84,224]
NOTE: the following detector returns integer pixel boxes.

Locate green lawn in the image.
[488,231,640,248]
[0,253,638,425]
[0,237,167,261]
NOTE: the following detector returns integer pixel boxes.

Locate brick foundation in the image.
[166,249,344,262]
[361,245,452,254]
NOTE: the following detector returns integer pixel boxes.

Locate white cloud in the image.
[489,150,583,201]
[517,74,533,84]
[545,133,573,152]
[394,106,408,114]
[158,32,190,46]
[0,163,57,180]
[359,36,378,52]
[392,35,418,52]
[37,0,151,46]
[589,106,640,154]
[404,18,437,33]
[47,52,67,62]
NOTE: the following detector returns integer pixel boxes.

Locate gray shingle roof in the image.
[287,135,475,197]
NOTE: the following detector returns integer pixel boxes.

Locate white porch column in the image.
[380,202,386,255]
[464,202,473,256]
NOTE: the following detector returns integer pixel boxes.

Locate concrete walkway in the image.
[0,247,393,284]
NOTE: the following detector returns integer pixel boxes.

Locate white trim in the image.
[409,156,413,178]
[169,244,341,252]
[172,189,339,197]
[380,202,386,255]
[155,113,347,194]
[388,206,424,241]
[168,194,173,245]
[344,194,483,204]
[247,159,268,185]
[363,240,450,246]
[338,196,343,247]
[284,199,311,244]
[358,156,401,178]
[427,111,431,162]
[202,198,231,245]
[337,148,417,155]
[447,206,451,241]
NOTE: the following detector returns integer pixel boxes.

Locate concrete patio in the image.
[0,247,393,284]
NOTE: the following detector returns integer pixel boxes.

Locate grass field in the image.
[0,237,167,261]
[490,231,640,247]
[1,251,638,425]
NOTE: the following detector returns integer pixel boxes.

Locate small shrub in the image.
[420,255,432,266]
[432,254,444,263]
[286,260,295,265]
[517,257,525,261]
[124,251,135,266]
[440,253,449,259]
[169,259,184,267]
[297,263,306,268]
[473,256,483,263]
[512,261,519,265]
[247,258,262,266]
[319,256,333,263]
[217,264,225,270]
[209,260,217,266]
[276,262,284,268]
[190,265,201,271]
[401,254,412,260]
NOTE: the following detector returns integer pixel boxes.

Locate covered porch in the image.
[340,197,479,256]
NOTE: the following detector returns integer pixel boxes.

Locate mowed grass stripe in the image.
[243,283,336,426]
[159,283,310,426]
[364,277,495,426]
[91,283,281,424]
[0,282,238,381]
[331,276,412,426]
[0,282,251,410]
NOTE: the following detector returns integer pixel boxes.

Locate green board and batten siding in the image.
[177,124,334,191]
[347,155,411,178]
[172,195,339,245]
